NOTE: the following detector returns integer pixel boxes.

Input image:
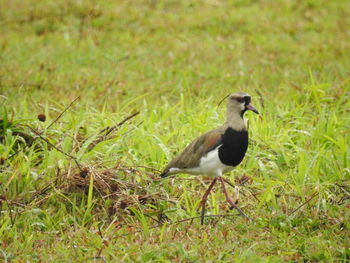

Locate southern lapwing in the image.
[160,92,259,224]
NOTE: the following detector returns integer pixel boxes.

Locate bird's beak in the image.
[246,104,259,114]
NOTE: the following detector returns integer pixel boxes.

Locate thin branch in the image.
[26,125,82,172]
[84,111,140,151]
[289,191,318,216]
[98,111,140,136]
[144,213,161,224]
[118,121,143,138]
[47,96,80,129]
[169,214,241,226]
[217,94,230,108]
[7,148,21,160]
[223,178,236,188]
[255,89,265,108]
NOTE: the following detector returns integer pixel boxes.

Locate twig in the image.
[144,213,161,224]
[118,121,143,138]
[28,185,52,204]
[99,111,140,136]
[84,111,140,151]
[255,89,265,108]
[47,96,80,129]
[7,148,21,160]
[26,125,83,172]
[289,191,318,216]
[223,178,237,188]
[170,214,241,227]
[217,94,230,108]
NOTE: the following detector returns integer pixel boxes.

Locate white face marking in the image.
[239,102,245,111]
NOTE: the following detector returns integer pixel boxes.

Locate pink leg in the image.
[199,178,217,225]
[219,177,250,219]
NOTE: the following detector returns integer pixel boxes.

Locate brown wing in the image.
[162,127,225,174]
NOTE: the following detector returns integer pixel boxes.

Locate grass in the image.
[1,0,350,261]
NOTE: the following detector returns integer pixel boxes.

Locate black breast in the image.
[218,127,248,166]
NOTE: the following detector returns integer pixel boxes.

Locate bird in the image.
[160,92,259,224]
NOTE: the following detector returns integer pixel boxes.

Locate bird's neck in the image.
[225,112,246,131]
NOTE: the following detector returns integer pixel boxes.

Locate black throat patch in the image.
[218,127,248,166]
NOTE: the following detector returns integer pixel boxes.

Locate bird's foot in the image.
[228,199,251,220]
[219,177,251,221]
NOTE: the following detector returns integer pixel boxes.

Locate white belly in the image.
[171,146,233,177]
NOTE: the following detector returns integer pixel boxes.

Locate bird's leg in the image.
[219,177,250,220]
[222,178,239,205]
[199,178,217,225]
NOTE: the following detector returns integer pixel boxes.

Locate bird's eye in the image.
[236,97,245,103]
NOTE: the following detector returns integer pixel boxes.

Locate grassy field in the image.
[1,0,350,262]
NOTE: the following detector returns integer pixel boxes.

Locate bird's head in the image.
[227,92,259,117]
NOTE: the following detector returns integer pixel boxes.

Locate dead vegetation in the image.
[0,98,166,224]
[63,163,164,216]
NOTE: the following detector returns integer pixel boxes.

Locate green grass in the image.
[1,0,350,262]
